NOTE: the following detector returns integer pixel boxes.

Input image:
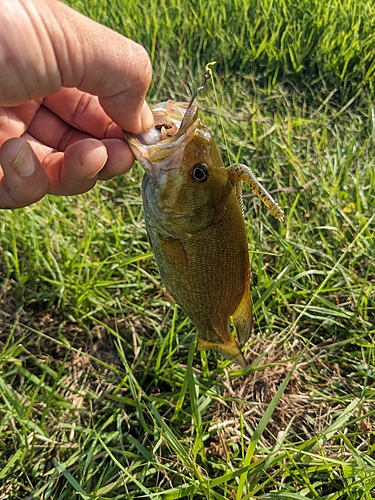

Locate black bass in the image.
[124,97,283,367]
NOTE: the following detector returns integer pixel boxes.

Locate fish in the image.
[124,91,283,368]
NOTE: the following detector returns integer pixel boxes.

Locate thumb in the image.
[0,138,50,209]
[0,0,154,133]
[41,0,154,133]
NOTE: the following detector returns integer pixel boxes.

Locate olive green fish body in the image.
[142,170,251,366]
[124,100,282,366]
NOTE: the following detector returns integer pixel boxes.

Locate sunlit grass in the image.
[1,0,375,498]
[68,0,375,99]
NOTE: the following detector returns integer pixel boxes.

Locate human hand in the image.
[0,0,153,209]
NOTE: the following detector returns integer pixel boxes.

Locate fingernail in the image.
[140,101,154,132]
[11,144,35,177]
[87,152,108,180]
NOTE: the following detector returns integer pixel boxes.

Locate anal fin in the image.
[232,285,253,347]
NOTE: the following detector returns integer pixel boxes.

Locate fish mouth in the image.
[123,101,198,174]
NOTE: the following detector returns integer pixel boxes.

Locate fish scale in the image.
[145,186,250,367]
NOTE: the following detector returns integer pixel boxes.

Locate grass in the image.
[1,0,375,498]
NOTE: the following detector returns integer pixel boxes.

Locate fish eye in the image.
[191,162,209,182]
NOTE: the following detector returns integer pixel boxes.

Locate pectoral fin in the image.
[232,285,253,347]
[163,288,176,303]
[146,229,153,249]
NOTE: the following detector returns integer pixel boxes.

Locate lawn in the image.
[1,0,375,498]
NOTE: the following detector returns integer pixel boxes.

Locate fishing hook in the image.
[178,71,211,132]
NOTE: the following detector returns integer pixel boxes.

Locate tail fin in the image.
[198,336,247,368]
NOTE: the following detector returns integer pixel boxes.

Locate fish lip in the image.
[123,101,198,175]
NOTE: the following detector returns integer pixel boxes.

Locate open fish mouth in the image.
[123,101,199,171]
[124,69,213,173]
[124,71,212,173]
[132,101,191,145]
